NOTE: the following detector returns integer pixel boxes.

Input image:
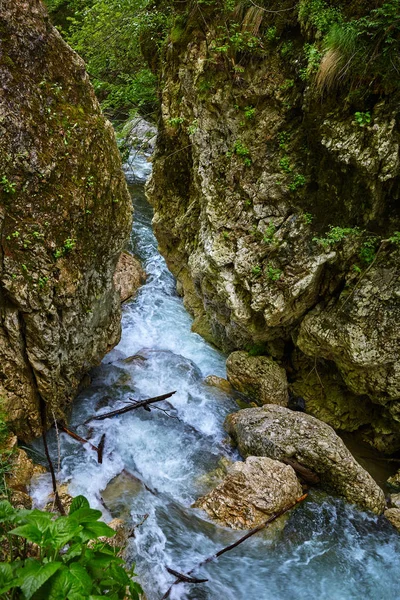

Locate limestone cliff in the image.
[0,0,132,440]
[145,0,400,452]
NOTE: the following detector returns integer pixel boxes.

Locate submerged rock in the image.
[194,456,302,530]
[114,251,146,303]
[0,0,132,439]
[226,351,288,407]
[203,375,233,395]
[225,405,386,514]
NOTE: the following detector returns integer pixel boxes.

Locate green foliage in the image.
[244,106,256,120]
[359,238,378,264]
[300,43,323,80]
[267,264,282,282]
[263,223,276,245]
[303,212,314,224]
[0,176,16,194]
[252,264,262,277]
[186,119,199,135]
[289,174,306,192]
[44,0,162,117]
[354,111,371,127]
[313,225,360,248]
[0,496,142,599]
[388,231,400,245]
[319,1,400,92]
[54,238,76,259]
[298,0,343,34]
[167,117,185,127]
[232,140,252,166]
[277,131,290,150]
[279,156,292,173]
[265,26,279,43]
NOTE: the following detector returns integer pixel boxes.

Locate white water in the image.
[31,155,400,600]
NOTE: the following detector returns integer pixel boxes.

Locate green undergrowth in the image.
[0,495,142,599]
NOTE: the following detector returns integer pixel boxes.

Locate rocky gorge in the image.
[1,0,400,598]
[145,0,400,455]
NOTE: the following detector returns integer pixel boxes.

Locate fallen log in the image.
[166,567,208,584]
[84,391,177,424]
[160,493,308,599]
[58,424,99,453]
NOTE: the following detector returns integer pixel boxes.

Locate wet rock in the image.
[225,405,386,514]
[387,470,400,492]
[0,0,132,440]
[114,251,146,303]
[194,456,302,530]
[384,508,400,532]
[204,375,233,395]
[226,351,288,407]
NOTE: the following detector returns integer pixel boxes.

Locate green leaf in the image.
[0,562,18,594]
[110,562,130,586]
[0,501,16,523]
[80,521,116,542]
[51,517,82,549]
[37,567,71,600]
[10,523,44,544]
[68,507,102,524]
[19,560,62,599]
[69,496,89,514]
[67,563,93,598]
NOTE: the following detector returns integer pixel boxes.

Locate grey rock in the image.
[225,405,386,514]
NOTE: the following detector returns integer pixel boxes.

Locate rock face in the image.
[226,351,288,406]
[113,251,146,303]
[194,456,302,530]
[225,405,386,514]
[0,0,132,440]
[145,0,400,450]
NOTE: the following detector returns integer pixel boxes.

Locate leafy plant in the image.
[0,176,16,194]
[289,174,306,191]
[267,264,282,282]
[244,106,256,120]
[359,238,378,264]
[167,117,184,127]
[54,238,76,260]
[263,223,276,245]
[232,140,252,166]
[303,212,314,224]
[252,264,262,277]
[0,495,142,599]
[388,231,400,244]
[313,226,360,248]
[354,111,371,127]
[279,156,292,174]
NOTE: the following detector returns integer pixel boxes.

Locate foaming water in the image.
[30,157,400,600]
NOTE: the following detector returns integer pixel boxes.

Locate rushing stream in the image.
[31,154,400,600]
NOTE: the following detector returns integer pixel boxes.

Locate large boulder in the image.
[226,351,288,406]
[225,405,386,514]
[0,0,132,439]
[194,456,302,530]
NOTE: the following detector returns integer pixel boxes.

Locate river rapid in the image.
[31,154,400,600]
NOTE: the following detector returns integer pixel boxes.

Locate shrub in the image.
[0,495,142,599]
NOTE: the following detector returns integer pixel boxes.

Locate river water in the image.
[31,155,400,600]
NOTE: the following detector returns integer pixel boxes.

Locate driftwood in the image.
[160,493,308,600]
[58,424,106,465]
[281,458,320,485]
[84,391,176,424]
[97,433,106,464]
[59,424,99,452]
[166,567,208,584]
